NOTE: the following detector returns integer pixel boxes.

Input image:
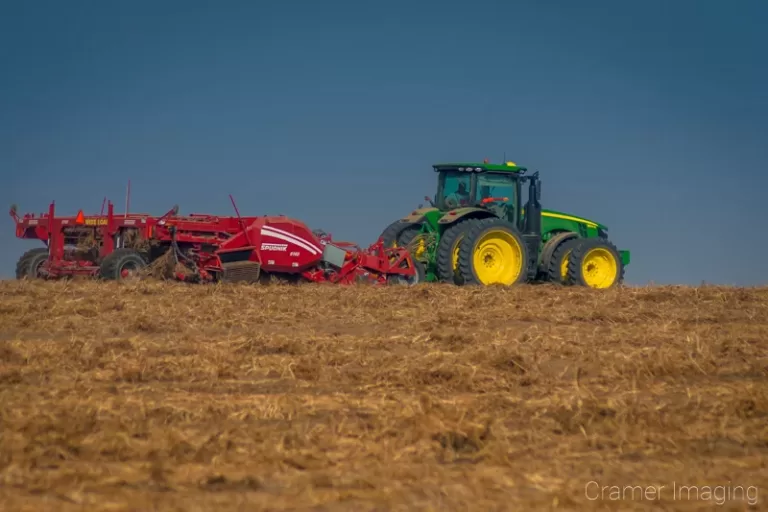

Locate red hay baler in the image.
[9,197,423,285]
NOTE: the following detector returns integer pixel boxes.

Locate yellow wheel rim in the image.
[559,249,572,280]
[472,229,523,285]
[581,247,618,288]
[451,234,465,271]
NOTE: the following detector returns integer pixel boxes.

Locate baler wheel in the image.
[457,218,529,286]
[565,238,624,289]
[99,248,148,281]
[546,237,581,285]
[435,219,477,284]
[386,259,426,286]
[15,248,49,279]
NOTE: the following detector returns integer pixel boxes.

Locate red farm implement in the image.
[9,197,423,285]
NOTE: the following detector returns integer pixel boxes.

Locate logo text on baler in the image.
[261,243,288,251]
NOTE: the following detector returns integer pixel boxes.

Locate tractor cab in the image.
[433,161,525,225]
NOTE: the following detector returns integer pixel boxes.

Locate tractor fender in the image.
[401,207,439,224]
[437,207,495,225]
[539,231,579,272]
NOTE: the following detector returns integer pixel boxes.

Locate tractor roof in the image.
[433,161,527,173]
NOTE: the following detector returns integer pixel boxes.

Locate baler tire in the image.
[15,248,48,279]
[99,248,148,281]
[546,237,581,285]
[387,258,426,286]
[457,217,529,286]
[435,219,478,284]
[565,238,624,289]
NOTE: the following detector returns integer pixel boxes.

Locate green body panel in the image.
[421,209,444,232]
[538,209,601,239]
[620,250,630,266]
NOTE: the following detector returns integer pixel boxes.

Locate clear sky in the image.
[2,0,766,285]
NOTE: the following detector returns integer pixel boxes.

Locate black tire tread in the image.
[379,221,422,248]
[435,219,478,283]
[396,225,421,247]
[99,248,148,281]
[546,237,581,284]
[379,220,407,247]
[15,248,48,279]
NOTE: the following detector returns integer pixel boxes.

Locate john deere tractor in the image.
[379,160,630,288]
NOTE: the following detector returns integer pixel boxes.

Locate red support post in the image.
[101,201,116,260]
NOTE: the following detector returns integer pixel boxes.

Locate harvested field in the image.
[0,280,766,511]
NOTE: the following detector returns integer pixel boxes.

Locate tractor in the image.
[378,160,630,288]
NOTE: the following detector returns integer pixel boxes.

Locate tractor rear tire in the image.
[457,218,529,286]
[396,224,422,248]
[16,248,49,279]
[546,237,581,285]
[379,220,403,247]
[565,238,624,289]
[99,248,148,281]
[379,220,421,248]
[435,219,478,284]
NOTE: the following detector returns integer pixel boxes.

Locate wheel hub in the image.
[483,250,497,267]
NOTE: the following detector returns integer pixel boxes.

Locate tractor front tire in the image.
[546,237,581,285]
[435,219,478,284]
[457,218,529,286]
[565,238,624,289]
[16,248,49,279]
[99,248,148,281]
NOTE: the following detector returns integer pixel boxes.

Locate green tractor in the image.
[379,160,630,288]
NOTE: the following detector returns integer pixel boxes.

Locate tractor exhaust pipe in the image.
[524,172,541,236]
[522,172,542,280]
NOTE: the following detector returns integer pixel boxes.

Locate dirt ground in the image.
[0,280,766,511]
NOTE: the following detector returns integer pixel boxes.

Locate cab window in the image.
[476,174,516,206]
[441,171,471,208]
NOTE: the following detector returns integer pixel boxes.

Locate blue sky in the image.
[2,0,766,285]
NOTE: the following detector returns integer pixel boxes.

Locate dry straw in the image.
[0,280,766,510]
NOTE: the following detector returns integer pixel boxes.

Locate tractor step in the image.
[220,261,261,283]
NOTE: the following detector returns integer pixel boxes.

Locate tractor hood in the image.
[540,208,609,231]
